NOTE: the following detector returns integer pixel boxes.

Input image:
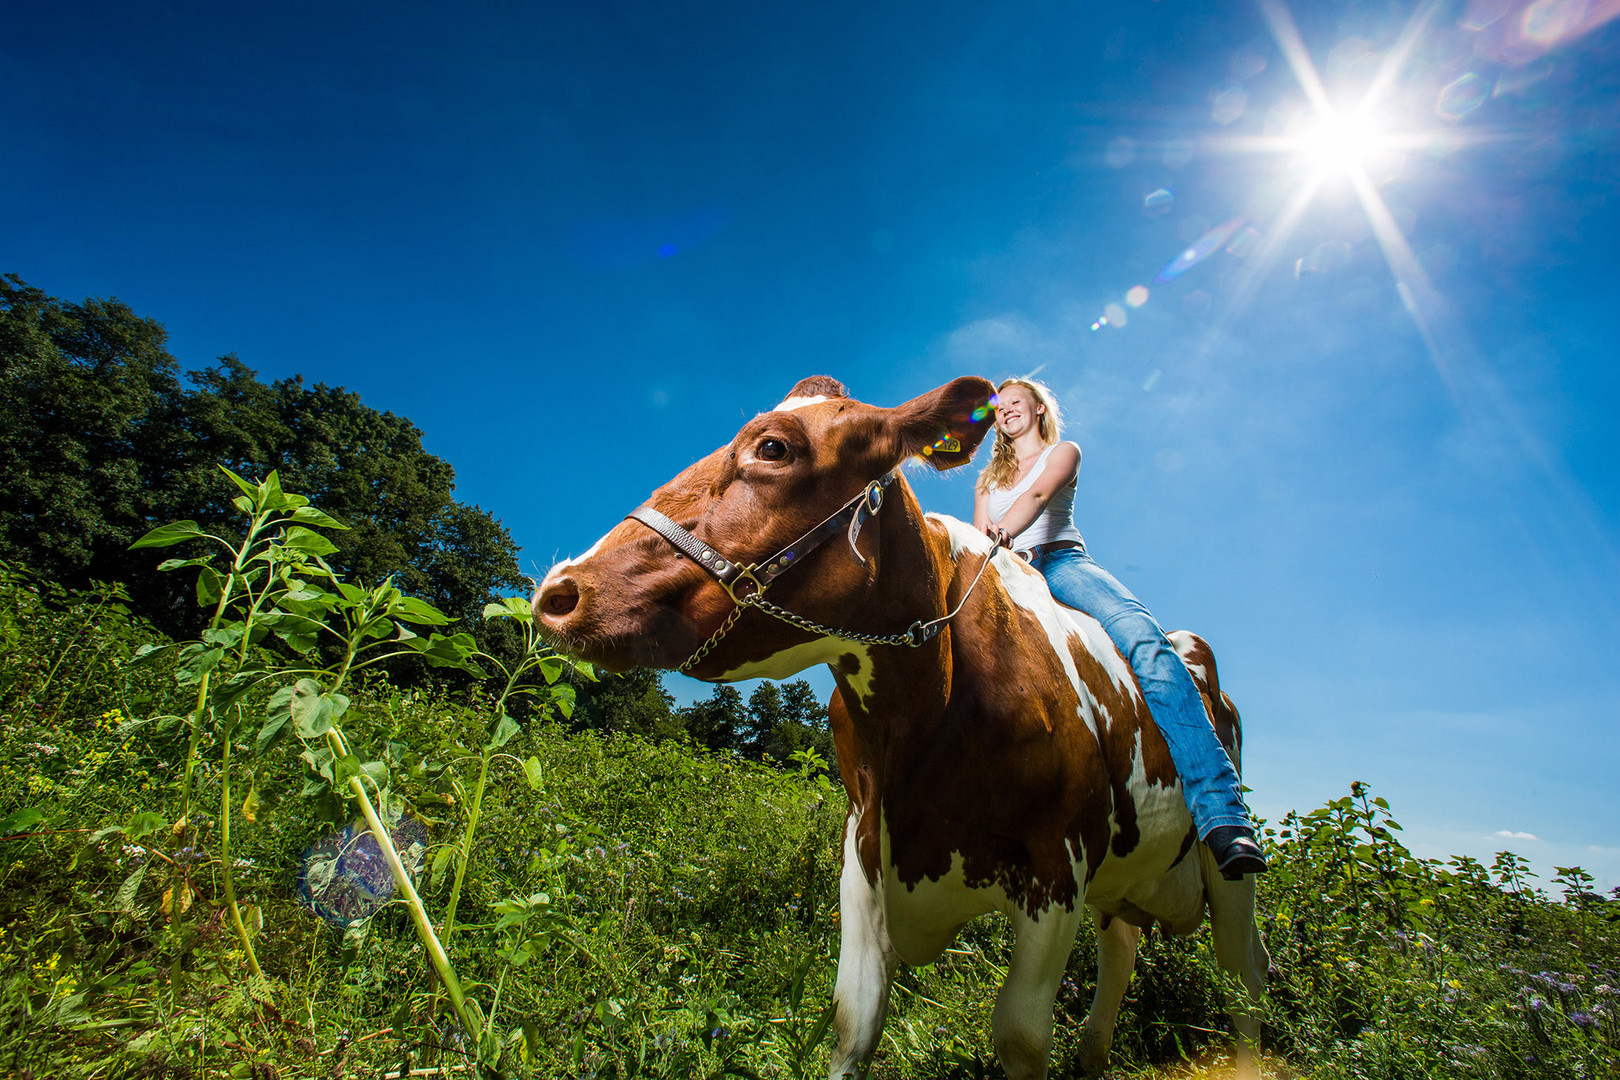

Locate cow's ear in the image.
[892,376,998,471]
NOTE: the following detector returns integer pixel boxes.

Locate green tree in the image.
[572,667,681,740]
[679,683,749,753]
[0,275,526,641]
[757,679,835,767]
[0,274,183,587]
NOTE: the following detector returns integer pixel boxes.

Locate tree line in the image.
[574,669,835,767]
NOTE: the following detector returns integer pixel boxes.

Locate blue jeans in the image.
[1031,546,1251,838]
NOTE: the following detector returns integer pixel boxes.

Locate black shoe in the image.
[1205,826,1268,881]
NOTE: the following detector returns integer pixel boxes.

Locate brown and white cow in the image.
[535,376,1269,1080]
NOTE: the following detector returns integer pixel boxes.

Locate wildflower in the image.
[1528,996,1547,1013]
[1570,1012,1596,1031]
[710,1026,730,1042]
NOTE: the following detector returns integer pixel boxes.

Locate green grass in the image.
[1,566,1617,1079]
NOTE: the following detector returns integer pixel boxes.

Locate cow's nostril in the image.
[538,578,580,618]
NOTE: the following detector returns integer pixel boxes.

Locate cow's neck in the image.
[826,483,954,752]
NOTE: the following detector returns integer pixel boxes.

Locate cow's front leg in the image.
[1075,912,1141,1076]
[1202,849,1270,1080]
[828,811,897,1079]
[991,903,1086,1080]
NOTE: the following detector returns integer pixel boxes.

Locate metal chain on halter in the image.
[677,537,1006,670]
[678,601,747,673]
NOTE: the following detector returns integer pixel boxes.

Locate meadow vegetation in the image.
[0,471,1616,1080]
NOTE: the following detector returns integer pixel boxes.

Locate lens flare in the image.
[1157,218,1245,282]
[297,817,429,927]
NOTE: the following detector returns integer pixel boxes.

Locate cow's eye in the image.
[758,437,789,462]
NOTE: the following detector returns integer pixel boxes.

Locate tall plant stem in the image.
[217,729,263,978]
[175,521,261,833]
[440,749,491,945]
[343,758,482,1048]
[442,647,529,946]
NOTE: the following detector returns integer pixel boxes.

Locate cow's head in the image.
[535,375,997,680]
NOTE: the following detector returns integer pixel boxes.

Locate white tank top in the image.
[985,441,1084,549]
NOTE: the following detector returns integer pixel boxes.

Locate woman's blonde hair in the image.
[976,377,1064,492]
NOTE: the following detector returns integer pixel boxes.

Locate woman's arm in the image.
[988,442,1080,543]
[972,486,990,533]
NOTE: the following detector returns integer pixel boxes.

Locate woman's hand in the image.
[985,524,1012,549]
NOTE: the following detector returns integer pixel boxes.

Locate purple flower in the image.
[1570,1012,1596,1031]
[1528,996,1547,1013]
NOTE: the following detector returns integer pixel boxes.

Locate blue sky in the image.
[6,1,1618,889]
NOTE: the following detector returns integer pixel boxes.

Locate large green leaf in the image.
[407,632,486,676]
[484,595,533,622]
[174,643,225,685]
[487,713,521,751]
[264,678,348,745]
[195,565,223,606]
[259,611,324,655]
[258,470,287,510]
[548,683,576,719]
[125,810,168,840]
[0,807,45,836]
[130,520,206,549]
[290,505,350,530]
[281,526,338,557]
[114,863,148,913]
[219,464,260,500]
[394,595,451,626]
[538,655,571,685]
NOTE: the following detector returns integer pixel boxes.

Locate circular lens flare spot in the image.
[1125,285,1150,308]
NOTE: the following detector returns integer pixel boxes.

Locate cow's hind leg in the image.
[991,904,1086,1080]
[1075,911,1141,1077]
[828,812,897,1079]
[1202,847,1270,1080]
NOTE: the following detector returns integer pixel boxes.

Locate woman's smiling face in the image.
[995,384,1043,439]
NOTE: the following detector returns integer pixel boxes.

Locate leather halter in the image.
[628,472,899,608]
[627,469,987,672]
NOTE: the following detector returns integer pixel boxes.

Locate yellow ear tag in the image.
[932,436,962,453]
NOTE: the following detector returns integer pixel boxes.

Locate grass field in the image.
[2,560,1616,1079]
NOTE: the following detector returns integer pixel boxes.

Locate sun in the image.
[1292,107,1391,178]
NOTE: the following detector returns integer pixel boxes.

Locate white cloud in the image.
[945,316,1040,364]
[1495,830,1538,841]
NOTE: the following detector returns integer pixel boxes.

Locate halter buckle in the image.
[723,566,766,604]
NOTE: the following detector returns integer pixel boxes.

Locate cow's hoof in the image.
[1073,1030,1110,1077]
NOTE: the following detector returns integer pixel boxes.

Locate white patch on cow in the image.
[830,809,897,1077]
[835,643,879,711]
[878,823,1007,965]
[930,515,1136,700]
[773,394,828,412]
[931,513,994,559]
[553,535,606,573]
[1169,631,1208,685]
[715,636,873,694]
